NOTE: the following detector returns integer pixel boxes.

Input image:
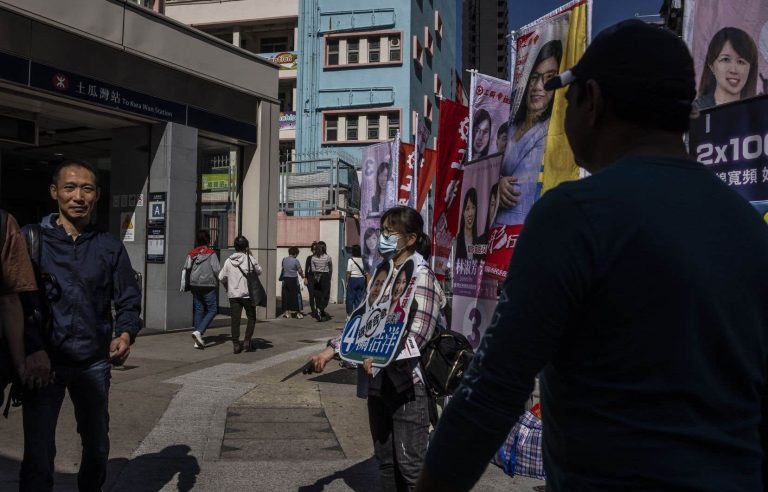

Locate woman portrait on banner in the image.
[307,206,446,491]
[496,39,563,226]
[696,27,759,109]
[476,183,500,259]
[472,108,493,158]
[370,161,392,215]
[387,260,415,323]
[455,187,478,260]
[363,226,382,274]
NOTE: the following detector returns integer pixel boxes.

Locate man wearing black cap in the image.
[417,20,768,491]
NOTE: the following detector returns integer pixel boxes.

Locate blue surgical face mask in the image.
[378,232,401,259]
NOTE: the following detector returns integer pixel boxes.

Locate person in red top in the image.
[181,230,221,349]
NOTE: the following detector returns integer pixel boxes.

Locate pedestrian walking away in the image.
[219,235,263,353]
[181,229,221,349]
[0,209,39,410]
[418,20,768,492]
[304,241,318,319]
[310,241,333,322]
[310,206,446,492]
[20,159,141,492]
[344,244,366,317]
[280,246,304,319]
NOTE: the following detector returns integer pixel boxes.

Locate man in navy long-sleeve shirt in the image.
[418,21,768,491]
[20,159,141,492]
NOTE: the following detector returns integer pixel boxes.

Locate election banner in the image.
[500,4,587,230]
[451,154,503,348]
[689,93,768,223]
[432,100,469,280]
[340,255,425,366]
[416,148,437,212]
[361,138,399,274]
[684,0,768,110]
[398,142,417,206]
[468,72,511,161]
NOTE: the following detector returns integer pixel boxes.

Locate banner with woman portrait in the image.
[339,255,423,367]
[360,138,399,274]
[468,73,511,161]
[485,0,588,278]
[451,154,503,349]
[684,0,768,110]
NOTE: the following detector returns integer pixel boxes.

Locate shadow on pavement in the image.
[200,333,232,348]
[248,337,274,350]
[297,457,381,492]
[0,445,200,492]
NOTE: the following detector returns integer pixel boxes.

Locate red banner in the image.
[397,142,416,206]
[432,100,469,280]
[417,149,437,211]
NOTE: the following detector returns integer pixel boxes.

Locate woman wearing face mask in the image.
[496,40,563,226]
[696,27,758,109]
[308,206,446,491]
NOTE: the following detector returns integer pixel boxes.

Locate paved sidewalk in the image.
[0,304,545,491]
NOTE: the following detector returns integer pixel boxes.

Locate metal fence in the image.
[279,150,360,215]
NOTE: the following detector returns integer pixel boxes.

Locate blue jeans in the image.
[21,359,111,492]
[192,287,217,334]
[346,277,367,315]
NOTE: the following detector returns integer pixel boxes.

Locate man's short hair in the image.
[51,159,100,187]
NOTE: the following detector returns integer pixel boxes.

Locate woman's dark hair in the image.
[288,246,300,256]
[234,235,249,252]
[698,27,758,101]
[380,206,431,259]
[472,108,492,157]
[371,161,392,210]
[460,188,478,241]
[196,230,211,247]
[496,121,508,141]
[363,227,379,256]
[514,40,563,125]
[486,183,499,232]
[350,244,362,257]
[314,241,327,256]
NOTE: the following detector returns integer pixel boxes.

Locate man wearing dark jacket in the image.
[20,159,141,492]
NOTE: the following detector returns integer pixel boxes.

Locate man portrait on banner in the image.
[495,39,563,226]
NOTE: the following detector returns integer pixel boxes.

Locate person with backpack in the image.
[0,210,39,409]
[218,236,262,354]
[20,159,141,491]
[344,244,366,317]
[181,230,221,350]
[308,206,446,491]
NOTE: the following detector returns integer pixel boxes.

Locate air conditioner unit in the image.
[370,52,380,62]
[348,52,359,63]
[390,37,400,47]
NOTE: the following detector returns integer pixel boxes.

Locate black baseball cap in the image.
[544,19,695,104]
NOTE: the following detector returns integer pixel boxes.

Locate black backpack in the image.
[420,328,474,398]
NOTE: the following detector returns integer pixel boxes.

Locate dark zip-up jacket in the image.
[26,214,141,363]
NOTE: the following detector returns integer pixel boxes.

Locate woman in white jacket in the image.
[218,235,262,353]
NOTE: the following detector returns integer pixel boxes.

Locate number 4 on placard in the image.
[342,317,361,351]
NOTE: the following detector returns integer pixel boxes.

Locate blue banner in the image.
[690,95,768,222]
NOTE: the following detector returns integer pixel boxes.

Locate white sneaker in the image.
[191,331,205,348]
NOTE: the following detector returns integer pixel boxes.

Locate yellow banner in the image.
[541,3,588,195]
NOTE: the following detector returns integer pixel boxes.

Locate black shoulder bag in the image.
[236,256,267,307]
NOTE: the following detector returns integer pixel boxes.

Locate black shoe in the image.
[233,341,243,354]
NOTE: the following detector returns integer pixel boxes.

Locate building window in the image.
[424,26,433,55]
[326,116,338,141]
[367,115,380,140]
[424,95,433,123]
[389,35,401,61]
[413,36,423,67]
[346,116,358,140]
[434,74,442,97]
[261,37,289,52]
[322,110,400,143]
[434,11,443,39]
[368,37,381,63]
[327,39,339,65]
[388,113,399,139]
[324,32,402,68]
[347,39,360,64]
